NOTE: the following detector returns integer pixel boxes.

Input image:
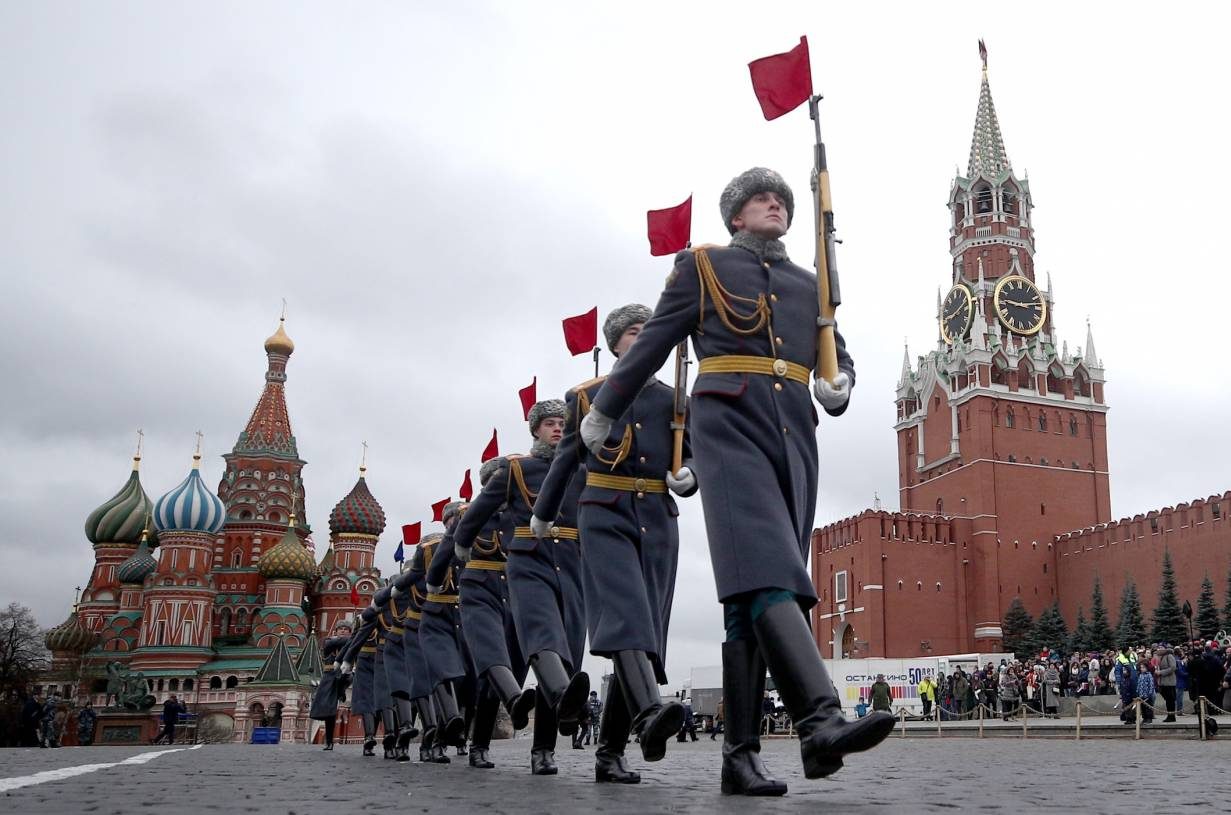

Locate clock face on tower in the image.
[940,284,974,344]
[993,274,1047,336]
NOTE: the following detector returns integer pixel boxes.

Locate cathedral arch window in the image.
[235,609,248,629]
[1005,410,1015,429]
[225,676,239,689]
[219,608,231,635]
[974,183,993,214]
[183,678,193,691]
[1074,369,1092,397]
[231,549,243,568]
[1002,186,1017,215]
[1038,414,1048,431]
[239,509,253,521]
[1069,415,1079,436]
[1018,362,1034,391]
[169,679,179,692]
[209,676,222,690]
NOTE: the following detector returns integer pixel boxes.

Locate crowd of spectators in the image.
[925,639,1231,723]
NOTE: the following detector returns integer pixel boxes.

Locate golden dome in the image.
[264,318,295,356]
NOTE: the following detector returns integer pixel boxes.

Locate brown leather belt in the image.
[698,354,810,385]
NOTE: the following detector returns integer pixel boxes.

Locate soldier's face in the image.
[614,323,644,357]
[535,416,565,446]
[732,191,788,239]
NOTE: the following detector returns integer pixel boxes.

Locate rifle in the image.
[671,341,690,472]
[809,94,842,383]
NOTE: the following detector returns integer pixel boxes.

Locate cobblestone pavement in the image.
[1,735,1227,814]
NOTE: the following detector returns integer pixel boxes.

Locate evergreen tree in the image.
[1002,597,1034,658]
[1196,574,1221,640]
[1223,561,1231,636]
[1087,577,1115,651]
[1069,606,1092,654]
[1150,549,1187,645]
[1031,602,1069,655]
[1116,579,1147,646]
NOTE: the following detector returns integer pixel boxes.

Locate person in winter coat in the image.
[1042,664,1061,718]
[1135,663,1156,723]
[1154,646,1178,722]
[998,670,1020,720]
[870,676,892,713]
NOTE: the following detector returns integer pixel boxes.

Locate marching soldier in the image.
[427,457,527,769]
[395,532,453,764]
[581,169,894,795]
[451,399,588,776]
[340,591,387,757]
[381,581,419,761]
[533,304,698,784]
[372,583,402,759]
[310,620,354,751]
[420,501,478,757]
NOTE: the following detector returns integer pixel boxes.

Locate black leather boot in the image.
[361,713,377,756]
[594,676,640,784]
[469,746,494,768]
[488,665,531,730]
[431,743,451,764]
[434,683,467,748]
[395,698,419,756]
[468,691,499,769]
[416,696,437,761]
[720,639,787,796]
[753,601,894,779]
[613,650,684,762]
[381,707,399,758]
[528,650,589,737]
[530,688,558,775]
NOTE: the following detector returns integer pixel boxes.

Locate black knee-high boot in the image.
[612,650,684,763]
[361,713,377,756]
[429,696,452,763]
[433,683,466,747]
[720,639,786,796]
[381,707,399,758]
[488,665,530,730]
[394,698,417,760]
[752,602,895,779]
[323,717,336,750]
[594,675,640,784]
[468,689,499,769]
[530,687,558,775]
[524,650,589,737]
[415,697,437,762]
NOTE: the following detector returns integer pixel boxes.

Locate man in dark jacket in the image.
[151,695,183,745]
[582,168,893,795]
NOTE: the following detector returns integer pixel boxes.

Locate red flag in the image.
[562,307,598,356]
[459,469,473,501]
[431,498,450,523]
[481,428,499,462]
[401,522,421,548]
[518,377,537,420]
[647,195,692,256]
[748,36,813,120]
[349,583,361,606]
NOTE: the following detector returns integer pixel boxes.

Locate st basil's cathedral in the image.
[40,318,385,744]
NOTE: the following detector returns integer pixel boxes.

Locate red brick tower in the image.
[312,464,385,637]
[894,50,1111,647]
[214,318,308,643]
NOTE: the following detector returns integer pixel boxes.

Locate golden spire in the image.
[264,303,295,355]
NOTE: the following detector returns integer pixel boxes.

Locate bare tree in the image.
[0,602,50,698]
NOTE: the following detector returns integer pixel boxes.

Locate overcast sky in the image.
[2,2,1227,688]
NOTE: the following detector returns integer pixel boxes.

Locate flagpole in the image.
[592,346,601,378]
[809,92,842,384]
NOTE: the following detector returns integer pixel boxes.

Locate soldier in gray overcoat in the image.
[581,168,894,795]
[340,595,385,756]
[310,620,353,750]
[451,399,588,776]
[381,585,419,761]
[534,304,698,783]
[396,533,453,764]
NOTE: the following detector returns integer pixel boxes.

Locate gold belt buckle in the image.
[772,359,788,377]
[549,526,561,538]
[633,477,647,492]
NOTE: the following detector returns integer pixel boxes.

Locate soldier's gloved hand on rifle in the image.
[529,515,552,539]
[665,467,696,496]
[454,542,471,563]
[426,581,443,595]
[340,661,353,675]
[813,372,851,411]
[580,407,614,456]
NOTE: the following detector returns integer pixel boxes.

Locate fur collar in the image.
[530,438,556,461]
[729,231,789,262]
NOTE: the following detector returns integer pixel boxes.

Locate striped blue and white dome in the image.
[154,456,225,534]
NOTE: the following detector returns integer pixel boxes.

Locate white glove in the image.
[579,407,614,457]
[340,661,353,675]
[454,542,471,563]
[813,372,852,411]
[665,466,696,495]
[530,515,552,539]
[426,582,443,595]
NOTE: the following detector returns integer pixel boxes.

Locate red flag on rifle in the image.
[349,583,361,606]
[459,469,473,501]
[562,307,598,356]
[481,428,499,462]
[402,522,421,547]
[647,195,692,256]
[431,499,450,523]
[518,378,537,420]
[748,36,813,120]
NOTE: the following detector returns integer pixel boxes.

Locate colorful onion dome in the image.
[328,468,386,537]
[154,454,225,534]
[259,516,316,580]
[45,609,97,654]
[264,317,295,356]
[117,531,157,584]
[84,457,152,544]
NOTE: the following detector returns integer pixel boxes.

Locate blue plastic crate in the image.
[250,727,281,744]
